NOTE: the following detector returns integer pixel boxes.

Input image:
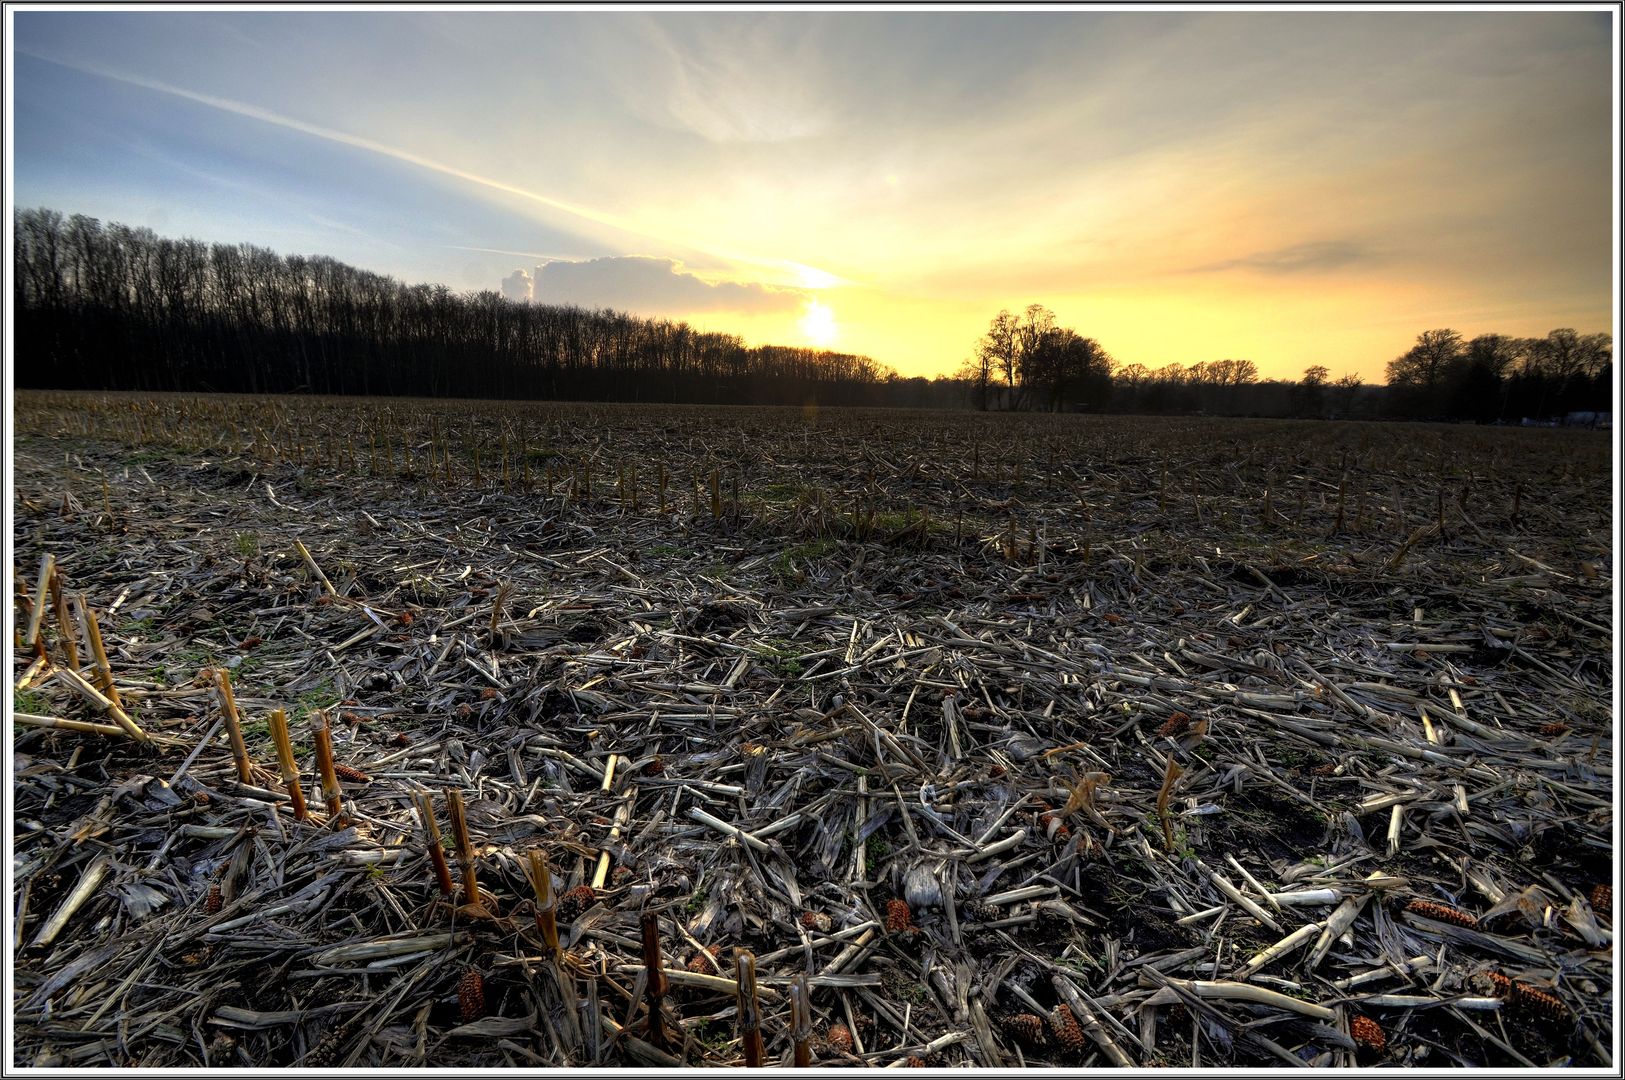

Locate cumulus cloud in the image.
[501,267,533,302]
[530,256,805,315]
[1191,240,1372,275]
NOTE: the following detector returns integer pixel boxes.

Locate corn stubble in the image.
[8,397,1613,1069]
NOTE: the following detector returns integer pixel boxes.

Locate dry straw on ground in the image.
[9,393,1614,1068]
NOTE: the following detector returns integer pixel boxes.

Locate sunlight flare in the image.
[798,299,838,347]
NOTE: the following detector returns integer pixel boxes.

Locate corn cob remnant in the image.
[1002,1013,1048,1049]
[1350,1015,1386,1056]
[458,968,486,1022]
[1404,898,1479,928]
[557,885,597,923]
[1158,711,1192,738]
[687,945,721,975]
[331,762,370,784]
[800,911,833,933]
[1048,1003,1085,1053]
[1509,982,1570,1023]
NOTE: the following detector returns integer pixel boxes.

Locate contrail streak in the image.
[21,49,842,288]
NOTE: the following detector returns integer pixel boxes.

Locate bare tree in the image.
[1296,365,1330,415]
[978,310,1020,409]
[956,355,993,411]
[1331,373,1363,417]
[1387,329,1464,392]
[1014,303,1057,409]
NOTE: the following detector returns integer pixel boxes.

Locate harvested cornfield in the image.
[9,391,1615,1068]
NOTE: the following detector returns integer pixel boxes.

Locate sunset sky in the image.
[10,9,1615,381]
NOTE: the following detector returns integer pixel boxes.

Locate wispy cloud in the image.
[623,18,838,143]
[450,244,585,262]
[1189,240,1374,275]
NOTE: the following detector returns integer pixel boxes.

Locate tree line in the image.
[12,208,902,405]
[958,306,1611,423]
[13,209,1611,422]
[1383,328,1612,422]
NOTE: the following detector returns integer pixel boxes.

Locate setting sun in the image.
[799,299,838,347]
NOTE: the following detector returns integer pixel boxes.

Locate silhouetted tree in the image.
[1386,328,1465,416]
[968,303,1115,411]
[1333,373,1363,417]
[1051,330,1114,411]
[1294,365,1330,416]
[1013,303,1057,409]
[1508,328,1613,421]
[957,355,994,411]
[977,310,1020,409]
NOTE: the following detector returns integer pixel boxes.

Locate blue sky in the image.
[10,9,1615,378]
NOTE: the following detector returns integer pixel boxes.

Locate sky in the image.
[9,8,1616,381]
